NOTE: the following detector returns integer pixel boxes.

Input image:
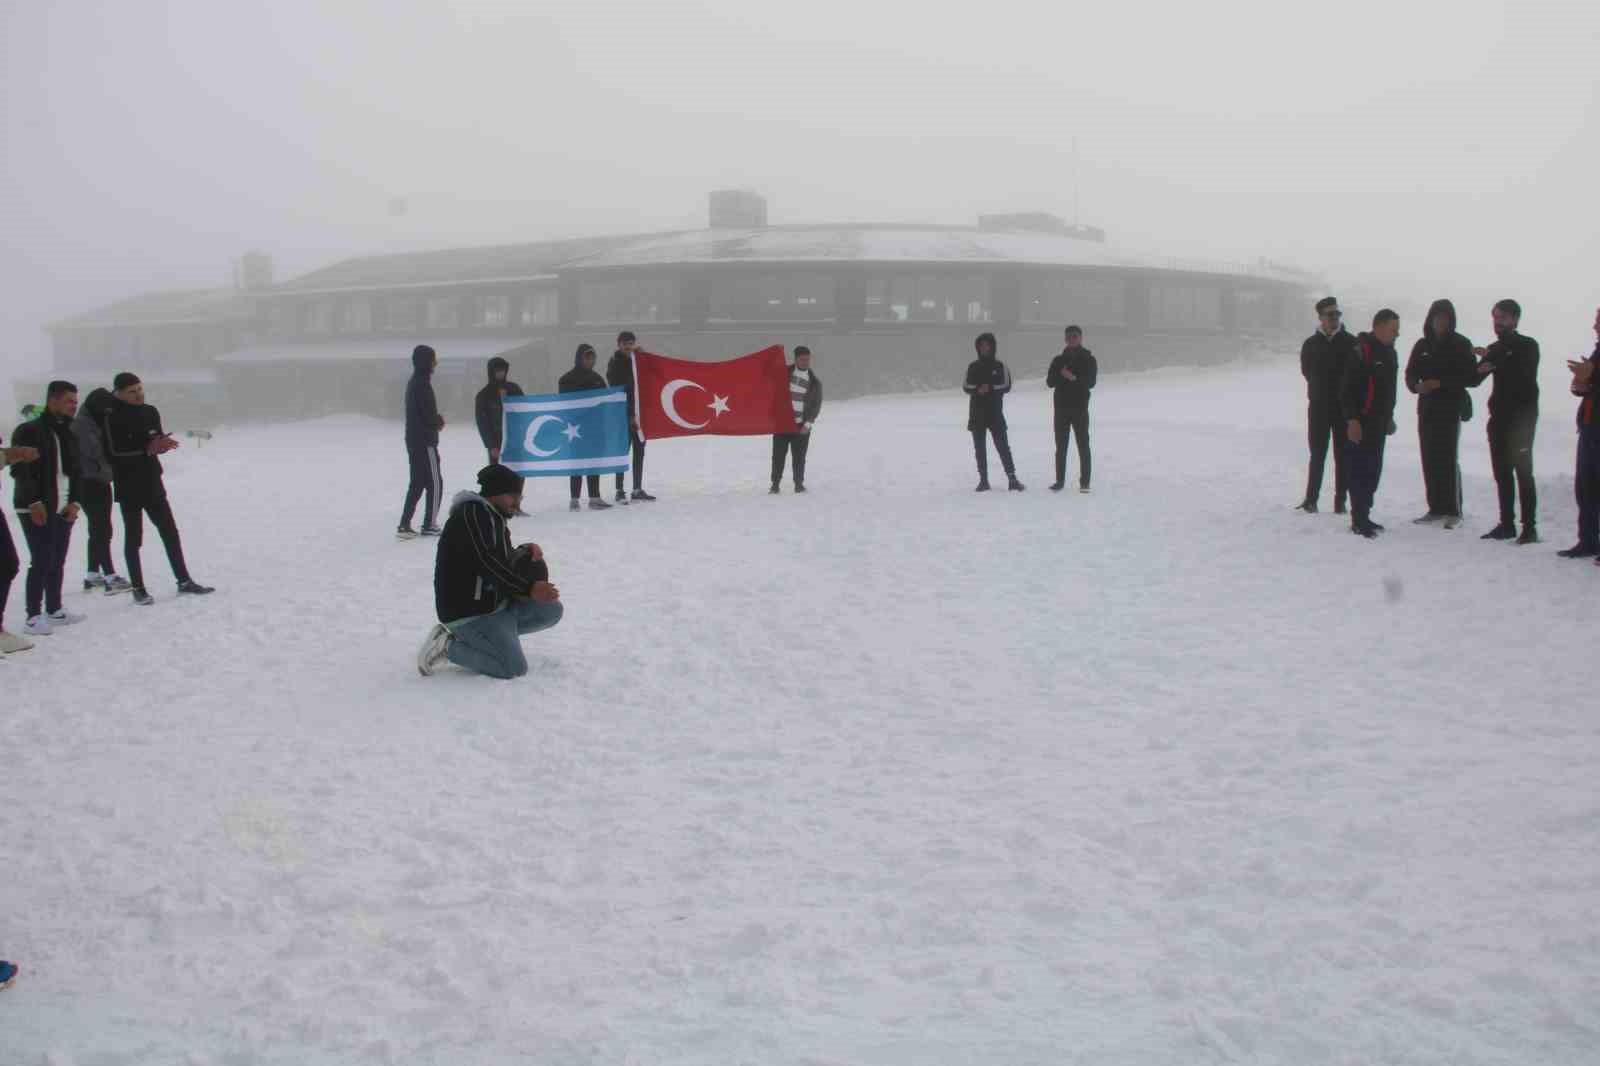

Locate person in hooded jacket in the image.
[1558,306,1600,560]
[474,356,524,465]
[1046,325,1097,493]
[964,332,1024,492]
[1467,299,1541,543]
[417,463,563,680]
[399,344,445,538]
[559,343,612,510]
[1341,309,1402,538]
[605,330,654,502]
[72,386,132,593]
[1298,297,1358,513]
[1404,299,1477,528]
[11,381,85,635]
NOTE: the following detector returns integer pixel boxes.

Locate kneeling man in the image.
[420,464,563,678]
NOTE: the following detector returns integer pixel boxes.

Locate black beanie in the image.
[477,463,524,499]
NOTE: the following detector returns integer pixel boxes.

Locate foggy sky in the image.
[4,0,1597,382]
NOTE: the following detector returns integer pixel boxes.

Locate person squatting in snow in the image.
[418,463,564,680]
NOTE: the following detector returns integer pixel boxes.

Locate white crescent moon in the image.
[523,414,564,457]
[661,379,709,430]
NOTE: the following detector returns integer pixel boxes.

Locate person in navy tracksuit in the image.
[964,332,1023,492]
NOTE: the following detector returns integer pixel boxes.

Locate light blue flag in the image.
[500,387,632,477]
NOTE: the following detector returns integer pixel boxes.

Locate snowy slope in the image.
[3,355,1598,1065]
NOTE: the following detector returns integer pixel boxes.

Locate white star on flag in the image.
[562,422,582,442]
[709,394,732,417]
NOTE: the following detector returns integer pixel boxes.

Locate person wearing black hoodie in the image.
[1046,325,1097,493]
[1468,299,1541,543]
[605,330,654,502]
[1298,297,1358,513]
[10,381,83,633]
[558,343,612,510]
[1404,299,1477,528]
[1340,310,1401,538]
[398,344,445,538]
[72,386,132,593]
[473,356,524,465]
[964,332,1023,492]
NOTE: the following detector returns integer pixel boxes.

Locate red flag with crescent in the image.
[632,346,800,440]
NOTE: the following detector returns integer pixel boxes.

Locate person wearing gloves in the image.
[964,332,1024,492]
[770,345,822,493]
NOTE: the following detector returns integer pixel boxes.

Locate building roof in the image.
[271,235,653,294]
[215,335,538,366]
[52,288,255,329]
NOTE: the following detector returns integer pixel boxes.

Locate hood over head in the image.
[574,343,596,369]
[974,332,997,360]
[1422,299,1458,344]
[82,387,119,420]
[486,356,510,381]
[412,344,437,375]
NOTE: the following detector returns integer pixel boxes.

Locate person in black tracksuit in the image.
[1468,299,1540,543]
[1403,299,1478,526]
[1046,325,1097,492]
[559,344,611,510]
[399,344,445,536]
[964,332,1023,492]
[1298,297,1358,513]
[103,372,212,603]
[1558,312,1600,559]
[10,381,81,627]
[1340,310,1401,538]
[605,330,653,502]
[474,356,523,465]
[72,387,131,592]
[771,345,822,493]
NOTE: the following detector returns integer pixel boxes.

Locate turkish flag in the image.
[633,346,800,440]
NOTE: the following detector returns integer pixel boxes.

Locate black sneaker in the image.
[587,498,613,510]
[1516,527,1539,545]
[769,483,780,495]
[1050,482,1065,492]
[177,580,214,596]
[1556,542,1599,559]
[1008,478,1025,492]
[131,587,154,606]
[615,490,629,504]
[1333,500,1347,515]
[1481,523,1517,540]
[1295,499,1317,513]
[975,479,991,492]
[1351,521,1379,539]
[630,490,656,502]
[1368,520,1385,532]
[419,525,442,537]
[794,483,806,494]
[396,525,418,540]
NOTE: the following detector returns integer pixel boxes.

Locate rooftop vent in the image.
[709,189,768,229]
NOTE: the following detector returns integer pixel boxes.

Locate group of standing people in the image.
[1297,295,1600,557]
[963,326,1099,493]
[0,373,213,657]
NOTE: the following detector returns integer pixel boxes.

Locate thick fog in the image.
[4,0,1597,390]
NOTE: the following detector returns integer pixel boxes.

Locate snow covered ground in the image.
[4,354,1598,1065]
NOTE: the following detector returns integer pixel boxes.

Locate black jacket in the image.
[1340,332,1399,430]
[434,491,529,624]
[964,333,1012,431]
[1301,327,1358,408]
[1404,299,1477,422]
[1575,341,1600,429]
[1470,329,1540,419]
[559,348,607,394]
[10,411,80,514]
[103,402,169,505]
[474,358,524,450]
[73,388,119,483]
[606,350,636,416]
[405,348,443,447]
[1046,347,1097,420]
[785,364,823,426]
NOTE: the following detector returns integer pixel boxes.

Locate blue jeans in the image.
[446,598,564,679]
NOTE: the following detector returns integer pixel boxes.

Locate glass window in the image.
[476,293,511,329]
[385,296,419,332]
[305,300,334,335]
[425,297,460,330]
[708,273,836,321]
[268,301,297,337]
[340,300,373,333]
[865,276,989,323]
[520,289,558,326]
[577,279,679,325]
[1020,273,1127,326]
[1149,284,1222,329]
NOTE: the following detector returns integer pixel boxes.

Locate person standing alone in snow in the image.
[1046,325,1097,493]
[1468,299,1541,544]
[417,463,564,679]
[964,332,1023,492]
[474,356,523,465]
[398,344,445,538]
[1298,297,1357,514]
[559,344,612,510]
[1341,309,1401,538]
[1404,299,1477,529]
[771,345,822,493]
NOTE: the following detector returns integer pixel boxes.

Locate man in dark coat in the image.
[605,330,654,502]
[1341,310,1401,538]
[963,332,1023,492]
[1468,299,1541,543]
[1404,299,1477,528]
[558,344,611,510]
[102,373,213,604]
[72,386,132,593]
[10,381,83,633]
[1298,296,1358,513]
[1558,306,1600,560]
[474,356,523,464]
[399,344,445,538]
[771,345,822,494]
[1046,325,1097,493]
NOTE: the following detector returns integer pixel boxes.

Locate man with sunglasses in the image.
[1298,297,1358,514]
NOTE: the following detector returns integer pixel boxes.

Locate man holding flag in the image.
[632,344,798,442]
[558,344,613,511]
[498,371,633,507]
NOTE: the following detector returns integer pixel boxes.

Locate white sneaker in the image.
[47,608,86,626]
[22,615,52,637]
[417,624,452,676]
[1442,515,1462,530]
[0,631,34,654]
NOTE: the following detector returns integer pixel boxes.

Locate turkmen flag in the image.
[500,388,631,477]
